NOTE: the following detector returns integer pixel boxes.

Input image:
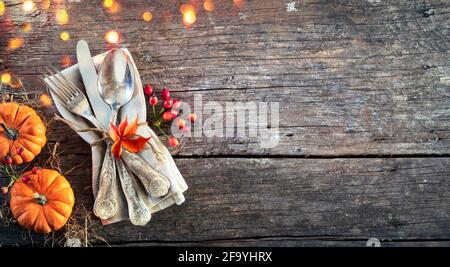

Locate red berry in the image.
[149,96,158,106]
[168,136,179,147]
[162,111,173,121]
[22,176,31,184]
[163,99,173,109]
[32,167,39,174]
[2,157,12,165]
[161,88,170,100]
[188,113,197,123]
[172,99,182,109]
[176,119,186,129]
[144,85,154,96]
[1,186,8,194]
[170,109,178,119]
[180,126,190,133]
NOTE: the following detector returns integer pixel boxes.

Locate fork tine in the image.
[48,66,81,97]
[43,75,70,103]
[47,69,77,99]
[44,71,73,103]
[45,67,76,99]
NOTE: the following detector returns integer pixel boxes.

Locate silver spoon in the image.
[97,48,151,225]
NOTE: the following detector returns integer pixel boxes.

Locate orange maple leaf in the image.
[109,116,151,159]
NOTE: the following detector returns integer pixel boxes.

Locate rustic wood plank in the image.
[1,156,448,246]
[1,0,450,156]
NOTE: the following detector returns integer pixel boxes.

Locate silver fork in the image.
[43,67,158,225]
[44,66,121,220]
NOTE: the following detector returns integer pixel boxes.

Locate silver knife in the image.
[76,40,111,129]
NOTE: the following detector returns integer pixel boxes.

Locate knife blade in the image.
[76,40,111,129]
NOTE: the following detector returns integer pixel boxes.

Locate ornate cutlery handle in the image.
[116,158,151,225]
[93,145,118,219]
[121,149,170,198]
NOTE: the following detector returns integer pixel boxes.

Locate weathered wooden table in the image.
[1,0,449,246]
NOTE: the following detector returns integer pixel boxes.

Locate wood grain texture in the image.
[1,0,450,156]
[1,0,449,246]
[1,156,449,246]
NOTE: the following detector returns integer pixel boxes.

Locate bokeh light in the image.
[8,37,25,50]
[39,93,53,107]
[104,0,120,14]
[105,30,120,44]
[180,4,196,27]
[143,11,153,22]
[1,72,11,84]
[103,0,114,8]
[22,22,32,33]
[41,0,50,10]
[203,0,215,12]
[22,0,35,13]
[56,9,69,25]
[60,31,70,41]
[61,55,72,68]
[233,0,245,8]
[0,1,5,16]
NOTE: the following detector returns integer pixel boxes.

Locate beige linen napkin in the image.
[47,48,187,225]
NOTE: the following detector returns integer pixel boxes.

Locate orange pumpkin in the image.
[0,102,47,164]
[10,169,75,233]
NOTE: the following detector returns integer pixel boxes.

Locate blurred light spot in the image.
[56,9,69,25]
[22,0,35,12]
[40,93,53,107]
[8,37,25,50]
[61,55,72,68]
[203,0,215,11]
[180,4,196,26]
[233,0,245,8]
[104,0,120,14]
[103,0,114,8]
[143,11,153,22]
[105,30,120,44]
[1,72,11,84]
[0,1,5,16]
[60,31,70,41]
[22,22,32,33]
[41,0,50,10]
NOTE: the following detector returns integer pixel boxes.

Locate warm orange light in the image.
[104,0,120,14]
[39,93,53,107]
[105,30,120,44]
[8,37,25,50]
[22,0,35,12]
[103,0,114,8]
[41,0,50,10]
[183,10,196,26]
[181,4,196,26]
[233,0,245,8]
[61,55,72,68]
[0,1,5,16]
[143,11,153,22]
[60,31,70,41]
[1,72,11,84]
[22,22,32,33]
[56,9,69,25]
[203,0,215,12]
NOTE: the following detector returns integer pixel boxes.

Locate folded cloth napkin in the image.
[47,48,188,225]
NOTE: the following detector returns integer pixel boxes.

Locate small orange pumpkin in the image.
[0,102,47,164]
[10,169,75,233]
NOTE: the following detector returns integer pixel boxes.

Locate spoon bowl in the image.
[98,48,135,123]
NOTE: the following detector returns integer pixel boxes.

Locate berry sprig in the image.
[144,84,196,147]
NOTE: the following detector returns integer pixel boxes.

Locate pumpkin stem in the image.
[0,123,18,140]
[33,193,48,205]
